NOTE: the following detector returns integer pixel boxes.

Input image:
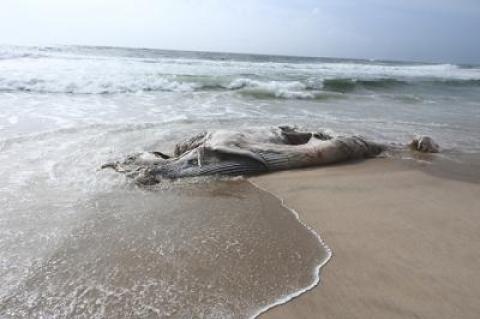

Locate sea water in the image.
[0,45,479,318]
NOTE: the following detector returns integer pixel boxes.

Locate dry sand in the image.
[253,158,480,319]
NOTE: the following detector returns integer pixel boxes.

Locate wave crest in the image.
[1,45,480,98]
[0,77,198,94]
[226,78,320,99]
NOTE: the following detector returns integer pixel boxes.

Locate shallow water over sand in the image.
[1,45,479,318]
[0,180,329,318]
[1,45,480,152]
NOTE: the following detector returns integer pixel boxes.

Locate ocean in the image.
[0,45,479,318]
[1,45,480,152]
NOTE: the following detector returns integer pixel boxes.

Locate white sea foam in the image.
[227,78,319,99]
[1,45,480,318]
[1,45,479,95]
[248,181,332,319]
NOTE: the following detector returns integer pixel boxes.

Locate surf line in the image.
[247,179,333,319]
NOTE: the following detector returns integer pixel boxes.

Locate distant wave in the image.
[0,46,49,60]
[1,45,480,99]
[0,51,46,61]
[0,75,346,99]
[321,78,407,92]
[2,76,480,100]
[0,77,198,94]
[321,78,480,92]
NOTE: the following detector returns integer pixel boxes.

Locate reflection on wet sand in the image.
[1,180,329,318]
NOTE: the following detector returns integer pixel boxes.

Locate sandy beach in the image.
[1,43,479,318]
[254,158,480,319]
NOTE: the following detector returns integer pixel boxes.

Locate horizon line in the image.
[2,42,476,67]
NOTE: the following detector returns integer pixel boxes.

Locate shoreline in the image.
[248,181,332,319]
[252,157,480,319]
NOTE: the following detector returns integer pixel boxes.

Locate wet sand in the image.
[254,158,480,319]
[0,180,329,318]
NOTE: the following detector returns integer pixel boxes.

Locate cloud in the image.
[0,0,478,63]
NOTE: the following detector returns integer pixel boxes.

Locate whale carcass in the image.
[103,126,439,184]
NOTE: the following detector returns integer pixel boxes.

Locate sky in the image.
[1,0,479,63]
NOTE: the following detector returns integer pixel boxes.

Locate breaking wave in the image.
[226,78,320,99]
[2,75,480,100]
[0,77,198,94]
[1,45,480,99]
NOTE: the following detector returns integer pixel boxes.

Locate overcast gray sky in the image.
[1,0,479,63]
